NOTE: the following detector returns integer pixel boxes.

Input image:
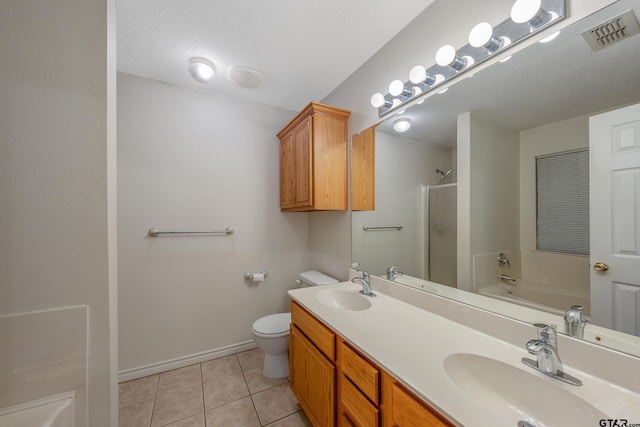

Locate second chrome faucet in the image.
[522,323,582,386]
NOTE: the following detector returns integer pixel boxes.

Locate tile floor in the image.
[119,349,311,427]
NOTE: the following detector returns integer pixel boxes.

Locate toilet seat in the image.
[252,313,291,337]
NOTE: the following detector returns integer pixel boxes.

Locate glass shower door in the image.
[428,184,457,287]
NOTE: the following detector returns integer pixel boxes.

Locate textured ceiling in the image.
[117,0,434,111]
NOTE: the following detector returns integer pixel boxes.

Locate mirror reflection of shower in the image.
[425,168,457,287]
[436,168,457,185]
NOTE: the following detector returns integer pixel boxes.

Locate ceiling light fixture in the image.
[393,118,411,133]
[369,0,565,117]
[189,57,215,83]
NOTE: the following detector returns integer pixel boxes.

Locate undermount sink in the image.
[444,353,606,426]
[316,289,372,311]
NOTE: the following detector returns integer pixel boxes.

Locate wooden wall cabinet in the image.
[351,125,376,211]
[290,301,453,427]
[278,102,351,211]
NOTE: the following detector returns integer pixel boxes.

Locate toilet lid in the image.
[252,313,291,335]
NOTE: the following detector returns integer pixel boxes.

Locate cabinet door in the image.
[293,118,313,208]
[290,325,335,427]
[351,125,375,211]
[280,133,296,209]
[382,373,452,427]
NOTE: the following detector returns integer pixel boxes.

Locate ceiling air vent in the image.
[581,9,640,51]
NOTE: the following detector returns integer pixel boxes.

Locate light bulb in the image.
[469,22,503,52]
[469,23,492,47]
[370,93,387,108]
[409,66,426,84]
[436,45,466,70]
[393,118,411,133]
[189,58,216,83]
[435,45,456,66]
[389,80,405,97]
[511,0,547,27]
[409,65,436,87]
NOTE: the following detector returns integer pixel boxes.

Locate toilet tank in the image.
[297,270,338,287]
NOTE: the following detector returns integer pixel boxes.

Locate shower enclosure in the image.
[425,182,457,287]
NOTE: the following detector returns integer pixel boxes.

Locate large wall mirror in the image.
[351,0,640,357]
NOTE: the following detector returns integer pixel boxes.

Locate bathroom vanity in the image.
[288,278,640,427]
[290,300,451,427]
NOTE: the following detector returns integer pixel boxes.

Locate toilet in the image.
[251,270,338,378]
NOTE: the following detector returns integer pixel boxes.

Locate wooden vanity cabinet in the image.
[351,125,376,211]
[338,340,381,427]
[290,302,336,427]
[290,301,453,427]
[382,372,454,427]
[278,102,351,211]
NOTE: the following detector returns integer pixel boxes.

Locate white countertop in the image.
[288,281,640,427]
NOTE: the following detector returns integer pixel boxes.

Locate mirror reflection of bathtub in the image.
[478,280,590,318]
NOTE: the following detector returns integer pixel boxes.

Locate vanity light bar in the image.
[371,0,565,118]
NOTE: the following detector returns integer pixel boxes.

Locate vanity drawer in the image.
[340,342,380,404]
[291,301,336,361]
[340,375,379,427]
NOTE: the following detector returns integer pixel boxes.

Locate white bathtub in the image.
[479,282,590,317]
[0,392,74,427]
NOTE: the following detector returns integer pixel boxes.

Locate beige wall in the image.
[458,113,520,291]
[117,73,310,374]
[0,0,116,424]
[519,115,590,293]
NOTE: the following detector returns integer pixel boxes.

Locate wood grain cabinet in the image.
[338,341,381,427]
[351,125,376,211]
[382,373,454,427]
[289,301,454,427]
[277,102,351,211]
[290,302,336,427]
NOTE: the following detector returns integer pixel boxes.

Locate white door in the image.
[590,102,640,336]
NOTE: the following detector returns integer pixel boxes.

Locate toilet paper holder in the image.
[244,270,268,281]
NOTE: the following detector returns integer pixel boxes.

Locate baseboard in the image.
[118,340,258,383]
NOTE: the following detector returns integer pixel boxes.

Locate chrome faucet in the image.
[498,252,511,268]
[522,324,582,386]
[352,269,376,297]
[386,265,403,281]
[564,305,589,339]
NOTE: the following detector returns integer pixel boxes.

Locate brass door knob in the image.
[593,262,609,272]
